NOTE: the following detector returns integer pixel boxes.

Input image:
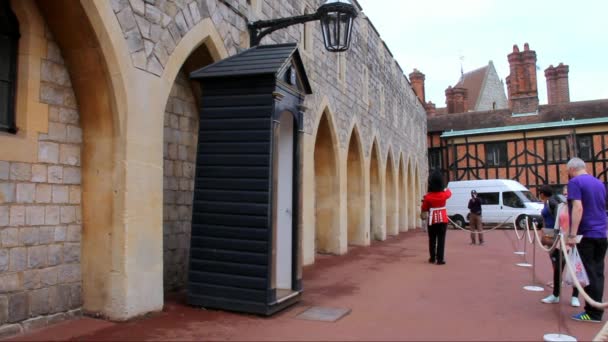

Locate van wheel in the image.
[451,215,465,229]
[516,215,528,230]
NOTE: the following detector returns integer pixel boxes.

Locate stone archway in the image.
[369,139,384,241]
[398,154,407,232]
[346,126,365,246]
[385,148,398,236]
[407,157,416,230]
[314,112,340,254]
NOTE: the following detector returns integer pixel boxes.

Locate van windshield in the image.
[519,191,541,203]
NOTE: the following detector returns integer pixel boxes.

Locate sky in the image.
[356,0,608,107]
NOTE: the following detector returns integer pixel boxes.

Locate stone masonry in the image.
[163,72,198,291]
[0,28,82,336]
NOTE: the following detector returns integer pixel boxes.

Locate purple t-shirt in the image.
[568,174,607,238]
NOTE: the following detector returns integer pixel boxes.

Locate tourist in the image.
[565,158,608,322]
[468,190,484,245]
[540,185,580,307]
[421,170,452,265]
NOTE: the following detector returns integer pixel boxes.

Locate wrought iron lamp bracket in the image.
[248,13,321,47]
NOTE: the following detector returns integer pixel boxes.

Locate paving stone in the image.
[295,306,351,322]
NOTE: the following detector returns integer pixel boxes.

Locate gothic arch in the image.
[346,125,366,246]
[369,138,385,241]
[398,152,407,232]
[385,147,398,236]
[313,109,341,254]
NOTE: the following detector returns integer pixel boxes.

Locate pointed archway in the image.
[347,126,365,246]
[414,161,422,229]
[407,157,416,230]
[385,148,398,236]
[314,112,340,254]
[369,139,384,241]
[398,154,407,232]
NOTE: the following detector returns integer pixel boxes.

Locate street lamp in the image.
[248,0,358,52]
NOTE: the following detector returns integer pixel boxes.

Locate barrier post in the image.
[524,219,543,291]
[517,217,533,268]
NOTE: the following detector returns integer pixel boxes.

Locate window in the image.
[0,1,20,133]
[477,192,499,205]
[576,135,593,161]
[429,148,442,170]
[545,137,568,163]
[485,142,507,166]
[503,191,524,208]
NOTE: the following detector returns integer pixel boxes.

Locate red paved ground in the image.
[7,228,608,341]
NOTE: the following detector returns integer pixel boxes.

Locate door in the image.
[501,191,526,225]
[477,192,500,224]
[276,111,294,291]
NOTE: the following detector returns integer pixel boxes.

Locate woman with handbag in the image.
[540,185,580,307]
[421,170,452,265]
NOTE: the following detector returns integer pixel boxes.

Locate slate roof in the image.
[428,99,608,133]
[190,43,312,93]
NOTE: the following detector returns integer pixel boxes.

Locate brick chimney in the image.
[507,43,539,113]
[545,65,557,105]
[555,63,570,104]
[425,101,436,115]
[545,63,570,105]
[445,86,468,114]
[409,69,426,104]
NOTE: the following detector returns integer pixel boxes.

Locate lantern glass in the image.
[318,0,357,52]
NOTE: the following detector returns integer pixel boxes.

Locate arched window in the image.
[0,1,20,133]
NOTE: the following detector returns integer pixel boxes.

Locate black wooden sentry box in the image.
[188,44,312,315]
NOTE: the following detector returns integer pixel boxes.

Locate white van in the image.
[446,179,544,229]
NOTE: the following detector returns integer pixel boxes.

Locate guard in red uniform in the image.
[421,171,452,265]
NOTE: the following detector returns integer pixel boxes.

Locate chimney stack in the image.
[425,101,436,115]
[545,63,570,105]
[409,69,426,104]
[507,43,539,113]
[445,86,468,114]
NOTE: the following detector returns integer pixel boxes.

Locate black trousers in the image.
[428,223,447,262]
[577,237,608,319]
[550,249,579,298]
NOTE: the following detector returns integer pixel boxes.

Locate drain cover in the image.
[295,307,351,322]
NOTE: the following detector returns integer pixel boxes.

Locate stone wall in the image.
[163,71,198,291]
[0,28,82,335]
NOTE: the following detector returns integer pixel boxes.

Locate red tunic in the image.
[421,189,452,225]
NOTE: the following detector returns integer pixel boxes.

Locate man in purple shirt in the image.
[566,157,608,322]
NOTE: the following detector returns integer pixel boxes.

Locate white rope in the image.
[513,216,525,241]
[524,216,534,244]
[560,235,608,309]
[448,216,513,234]
[530,221,560,253]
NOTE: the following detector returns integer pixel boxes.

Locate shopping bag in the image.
[564,246,590,287]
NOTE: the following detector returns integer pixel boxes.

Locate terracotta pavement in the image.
[7,228,608,341]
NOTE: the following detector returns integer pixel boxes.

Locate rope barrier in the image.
[447,216,513,234]
[559,235,608,309]
[524,216,534,244]
[513,216,525,241]
[530,221,560,253]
